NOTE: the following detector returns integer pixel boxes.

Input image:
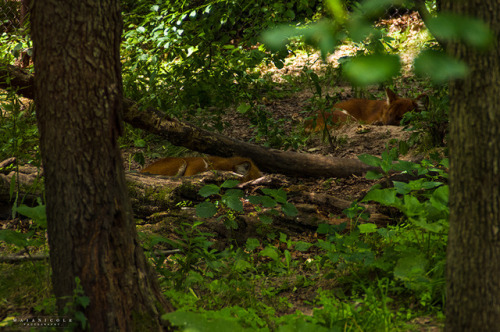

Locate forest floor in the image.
[130,11,442,331]
[0,11,444,331]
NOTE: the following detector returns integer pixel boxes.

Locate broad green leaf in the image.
[431,185,449,211]
[222,195,243,212]
[414,50,468,84]
[245,238,260,251]
[223,189,244,198]
[259,196,277,208]
[343,54,401,86]
[281,202,298,217]
[412,218,444,233]
[221,180,240,188]
[326,0,346,23]
[393,181,412,195]
[15,204,47,229]
[358,154,382,167]
[234,259,252,272]
[295,241,313,251]
[236,103,251,114]
[260,246,280,261]
[427,13,494,49]
[259,214,273,224]
[362,188,397,206]
[402,195,424,217]
[394,254,428,280]
[0,229,30,247]
[358,223,377,234]
[198,184,220,197]
[196,201,217,218]
[365,170,383,180]
[261,25,300,51]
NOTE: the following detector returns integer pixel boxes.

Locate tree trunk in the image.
[31,1,173,331]
[444,0,500,330]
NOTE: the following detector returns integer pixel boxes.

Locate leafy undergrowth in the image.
[0,6,449,331]
[138,152,448,331]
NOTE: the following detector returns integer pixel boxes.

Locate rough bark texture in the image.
[443,0,500,330]
[31,1,173,331]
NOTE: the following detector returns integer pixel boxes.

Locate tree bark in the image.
[31,1,172,331]
[443,0,500,331]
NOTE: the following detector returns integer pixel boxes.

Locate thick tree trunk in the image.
[31,1,172,330]
[444,0,500,331]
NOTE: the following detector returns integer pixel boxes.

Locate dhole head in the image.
[381,88,429,125]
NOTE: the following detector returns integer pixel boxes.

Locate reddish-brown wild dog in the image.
[305,88,428,132]
[141,156,262,182]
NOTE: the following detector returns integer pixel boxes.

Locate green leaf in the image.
[414,50,468,84]
[362,188,397,206]
[236,103,252,114]
[365,170,383,180]
[260,246,280,261]
[430,185,449,211]
[261,25,300,51]
[281,202,298,217]
[15,204,47,229]
[393,181,412,195]
[401,195,424,217]
[295,241,313,251]
[258,196,277,208]
[196,201,217,218]
[245,238,260,251]
[326,0,346,23]
[343,54,401,86]
[198,184,221,197]
[358,154,382,167]
[221,180,240,188]
[163,311,246,332]
[0,229,30,247]
[427,13,494,49]
[259,214,273,224]
[358,223,377,234]
[394,254,428,280]
[234,259,252,272]
[222,195,243,212]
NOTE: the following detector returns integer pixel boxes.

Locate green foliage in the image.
[195,181,297,230]
[236,102,307,149]
[263,0,494,86]
[0,32,31,64]
[0,91,39,164]
[121,0,318,118]
[143,221,216,290]
[402,86,449,148]
[62,277,90,330]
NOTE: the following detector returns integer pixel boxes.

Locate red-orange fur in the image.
[141,156,262,182]
[305,89,428,132]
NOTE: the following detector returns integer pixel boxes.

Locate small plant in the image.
[195,180,298,231]
[62,277,90,330]
[143,222,217,290]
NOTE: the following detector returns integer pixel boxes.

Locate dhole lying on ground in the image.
[141,156,262,182]
[305,88,428,132]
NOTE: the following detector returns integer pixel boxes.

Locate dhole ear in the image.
[385,88,398,104]
[176,159,188,176]
[415,94,429,110]
[234,162,251,176]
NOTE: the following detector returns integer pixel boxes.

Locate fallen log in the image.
[1,64,378,178]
